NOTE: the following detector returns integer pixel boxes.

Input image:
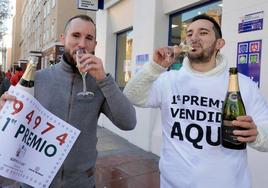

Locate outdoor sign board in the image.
[77,0,104,11]
[238,11,264,33]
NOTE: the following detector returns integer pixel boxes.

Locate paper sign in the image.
[135,54,149,73]
[238,11,264,33]
[0,86,80,188]
[77,0,104,11]
[237,40,262,87]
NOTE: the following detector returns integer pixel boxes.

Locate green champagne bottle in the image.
[221,67,246,150]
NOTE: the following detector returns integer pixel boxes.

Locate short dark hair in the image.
[64,14,95,34]
[191,14,222,39]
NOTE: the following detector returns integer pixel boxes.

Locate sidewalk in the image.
[96,126,160,188]
[0,126,160,188]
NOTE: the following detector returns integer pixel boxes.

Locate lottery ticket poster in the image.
[0,86,81,188]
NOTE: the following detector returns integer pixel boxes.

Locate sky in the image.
[3,0,16,48]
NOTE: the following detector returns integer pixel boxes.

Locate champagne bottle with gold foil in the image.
[221,67,246,150]
[17,57,37,96]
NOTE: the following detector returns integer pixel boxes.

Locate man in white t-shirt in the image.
[124,14,268,188]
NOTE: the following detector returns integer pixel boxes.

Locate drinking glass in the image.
[179,40,193,53]
[76,48,94,96]
[164,40,193,62]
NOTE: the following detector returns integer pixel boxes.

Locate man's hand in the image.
[0,92,16,111]
[77,54,106,81]
[232,116,258,143]
[153,45,185,68]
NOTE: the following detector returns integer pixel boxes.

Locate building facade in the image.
[95,1,268,188]
[10,0,268,187]
[11,0,24,71]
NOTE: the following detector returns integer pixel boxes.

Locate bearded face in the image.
[64,47,77,65]
[185,19,223,65]
[60,18,97,66]
[187,40,217,63]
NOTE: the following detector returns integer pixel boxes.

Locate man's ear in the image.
[94,41,97,48]
[60,34,65,45]
[216,38,225,50]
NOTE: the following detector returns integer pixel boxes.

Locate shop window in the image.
[115,29,133,89]
[169,0,222,70]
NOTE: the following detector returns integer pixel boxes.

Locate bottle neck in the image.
[21,61,36,82]
[228,74,239,92]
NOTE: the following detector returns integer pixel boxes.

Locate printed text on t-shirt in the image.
[170,95,224,149]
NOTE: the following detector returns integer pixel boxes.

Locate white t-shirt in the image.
[145,64,268,188]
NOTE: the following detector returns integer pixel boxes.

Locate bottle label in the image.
[222,120,242,145]
[20,79,34,88]
[228,92,238,102]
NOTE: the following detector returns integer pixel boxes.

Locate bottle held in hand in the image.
[17,57,38,96]
[221,67,246,150]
